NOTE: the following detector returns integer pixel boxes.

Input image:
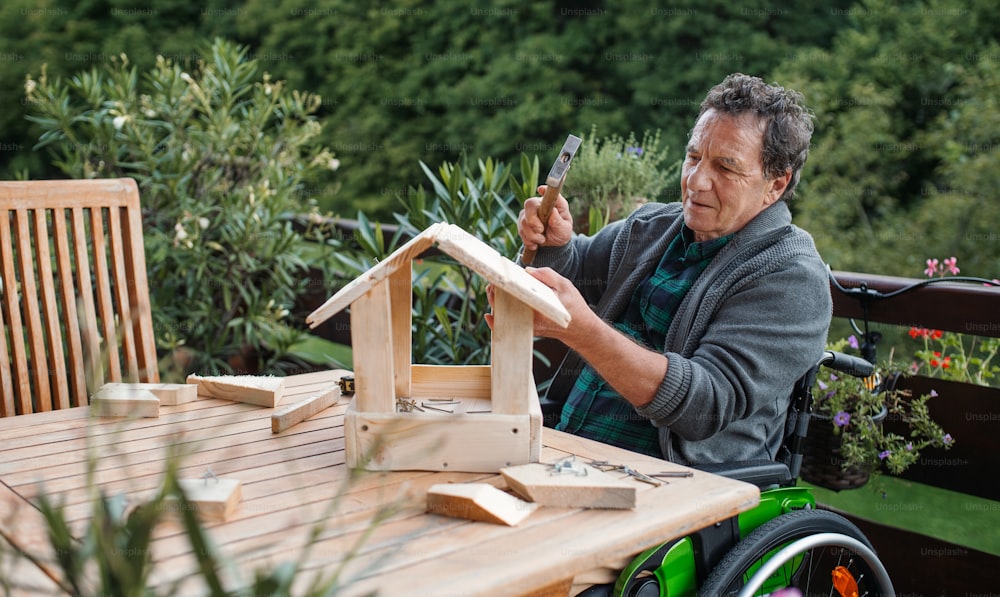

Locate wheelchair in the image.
[549,351,895,597]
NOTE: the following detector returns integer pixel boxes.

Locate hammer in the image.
[520,134,582,266]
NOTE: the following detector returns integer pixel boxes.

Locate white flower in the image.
[328,158,341,171]
[198,217,209,229]
[113,115,128,130]
[24,78,37,95]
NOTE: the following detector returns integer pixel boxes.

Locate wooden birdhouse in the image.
[306,223,571,473]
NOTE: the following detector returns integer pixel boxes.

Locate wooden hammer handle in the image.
[519,183,562,266]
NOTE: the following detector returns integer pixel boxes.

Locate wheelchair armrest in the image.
[694,460,793,488]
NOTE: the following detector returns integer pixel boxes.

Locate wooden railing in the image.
[826,270,1000,594]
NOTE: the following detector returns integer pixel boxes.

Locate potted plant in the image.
[801,336,955,491]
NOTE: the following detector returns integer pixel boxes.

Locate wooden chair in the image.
[0,178,158,416]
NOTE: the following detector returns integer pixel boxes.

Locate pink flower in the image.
[943,256,960,275]
[848,335,859,350]
[924,258,939,277]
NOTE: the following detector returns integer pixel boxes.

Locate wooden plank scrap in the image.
[90,386,160,418]
[97,382,197,405]
[186,374,285,408]
[427,483,537,526]
[271,385,343,433]
[173,477,242,522]
[500,462,637,510]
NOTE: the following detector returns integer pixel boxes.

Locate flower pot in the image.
[800,405,888,491]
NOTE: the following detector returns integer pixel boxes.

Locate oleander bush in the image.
[25,38,342,378]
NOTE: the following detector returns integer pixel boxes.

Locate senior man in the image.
[511,73,831,466]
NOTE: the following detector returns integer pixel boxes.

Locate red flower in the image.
[929,352,952,368]
[908,327,942,340]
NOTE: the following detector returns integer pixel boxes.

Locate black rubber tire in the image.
[698,509,892,597]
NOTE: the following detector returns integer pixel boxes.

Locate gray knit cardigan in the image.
[531,200,832,465]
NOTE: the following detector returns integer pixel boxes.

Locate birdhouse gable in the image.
[306,222,570,329]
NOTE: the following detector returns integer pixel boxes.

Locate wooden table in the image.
[0,371,759,596]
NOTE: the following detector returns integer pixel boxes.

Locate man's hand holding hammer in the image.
[517,185,574,254]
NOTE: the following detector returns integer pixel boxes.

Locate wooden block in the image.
[410,364,491,400]
[271,385,342,433]
[350,285,396,413]
[345,400,536,472]
[186,374,285,407]
[90,387,159,418]
[174,478,242,522]
[490,289,534,415]
[427,483,537,526]
[97,382,197,405]
[500,462,637,510]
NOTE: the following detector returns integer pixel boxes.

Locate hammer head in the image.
[545,134,582,187]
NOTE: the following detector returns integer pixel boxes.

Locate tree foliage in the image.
[775,0,1000,276]
[4,0,999,280]
[6,0,850,218]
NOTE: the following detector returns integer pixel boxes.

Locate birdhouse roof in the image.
[306,222,571,329]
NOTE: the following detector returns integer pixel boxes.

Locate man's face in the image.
[681,109,790,242]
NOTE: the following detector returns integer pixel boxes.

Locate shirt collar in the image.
[680,225,733,262]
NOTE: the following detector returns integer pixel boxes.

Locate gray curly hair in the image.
[699,73,814,200]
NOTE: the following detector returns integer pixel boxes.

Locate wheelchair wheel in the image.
[698,509,893,597]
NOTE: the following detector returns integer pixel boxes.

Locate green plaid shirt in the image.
[556,226,733,457]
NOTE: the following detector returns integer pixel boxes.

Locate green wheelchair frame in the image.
[612,485,817,596]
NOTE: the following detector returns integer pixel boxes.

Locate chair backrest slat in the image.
[32,207,71,411]
[88,206,122,382]
[70,206,102,388]
[107,207,139,380]
[13,208,54,411]
[0,212,30,416]
[51,208,88,407]
[122,202,157,379]
[0,178,158,415]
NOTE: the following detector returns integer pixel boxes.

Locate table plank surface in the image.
[0,371,759,596]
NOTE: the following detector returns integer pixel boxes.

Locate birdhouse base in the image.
[344,365,542,473]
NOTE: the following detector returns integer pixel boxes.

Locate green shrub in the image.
[330,155,538,367]
[563,125,679,234]
[25,39,341,378]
